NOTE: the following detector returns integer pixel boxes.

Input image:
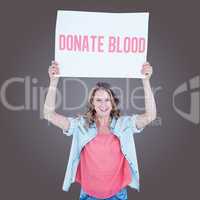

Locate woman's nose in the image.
[100,101,106,106]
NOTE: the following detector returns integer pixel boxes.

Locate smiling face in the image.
[92,89,112,118]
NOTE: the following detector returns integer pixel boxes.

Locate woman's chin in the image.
[96,112,110,118]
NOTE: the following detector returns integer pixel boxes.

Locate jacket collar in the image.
[90,116,117,130]
[110,117,117,129]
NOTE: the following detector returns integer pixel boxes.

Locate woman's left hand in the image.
[141,62,153,80]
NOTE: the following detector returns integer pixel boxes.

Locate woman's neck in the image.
[95,115,111,131]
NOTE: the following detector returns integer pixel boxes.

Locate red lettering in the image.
[59,35,65,50]
[108,36,116,52]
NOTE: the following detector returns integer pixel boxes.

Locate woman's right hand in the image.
[48,60,60,82]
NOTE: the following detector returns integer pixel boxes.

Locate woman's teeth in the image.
[100,108,108,112]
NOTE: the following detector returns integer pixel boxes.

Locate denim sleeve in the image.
[129,114,144,134]
[62,117,78,136]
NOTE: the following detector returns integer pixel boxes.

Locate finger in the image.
[55,67,59,73]
[52,63,59,68]
[143,62,150,66]
[143,68,152,73]
[142,65,150,70]
[143,64,152,67]
[144,67,152,71]
[52,60,58,65]
[48,67,54,72]
[143,64,152,69]
[143,70,152,75]
[143,66,152,71]
[51,69,57,73]
[49,65,58,71]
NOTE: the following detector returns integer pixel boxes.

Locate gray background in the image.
[0,0,199,199]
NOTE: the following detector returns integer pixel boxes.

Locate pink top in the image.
[75,132,132,199]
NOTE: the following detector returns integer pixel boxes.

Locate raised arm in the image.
[43,61,70,130]
[135,62,157,129]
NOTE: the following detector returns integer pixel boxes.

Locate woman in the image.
[43,61,156,200]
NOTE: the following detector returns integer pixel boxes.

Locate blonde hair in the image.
[82,82,121,127]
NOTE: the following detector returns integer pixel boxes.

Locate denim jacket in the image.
[62,114,144,192]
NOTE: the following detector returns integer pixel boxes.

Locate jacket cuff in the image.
[131,114,144,134]
[62,117,77,136]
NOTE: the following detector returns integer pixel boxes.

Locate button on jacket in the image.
[62,114,144,192]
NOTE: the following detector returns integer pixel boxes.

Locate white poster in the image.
[55,10,149,78]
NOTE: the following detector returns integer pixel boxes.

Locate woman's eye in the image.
[95,99,110,102]
[95,99,101,102]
